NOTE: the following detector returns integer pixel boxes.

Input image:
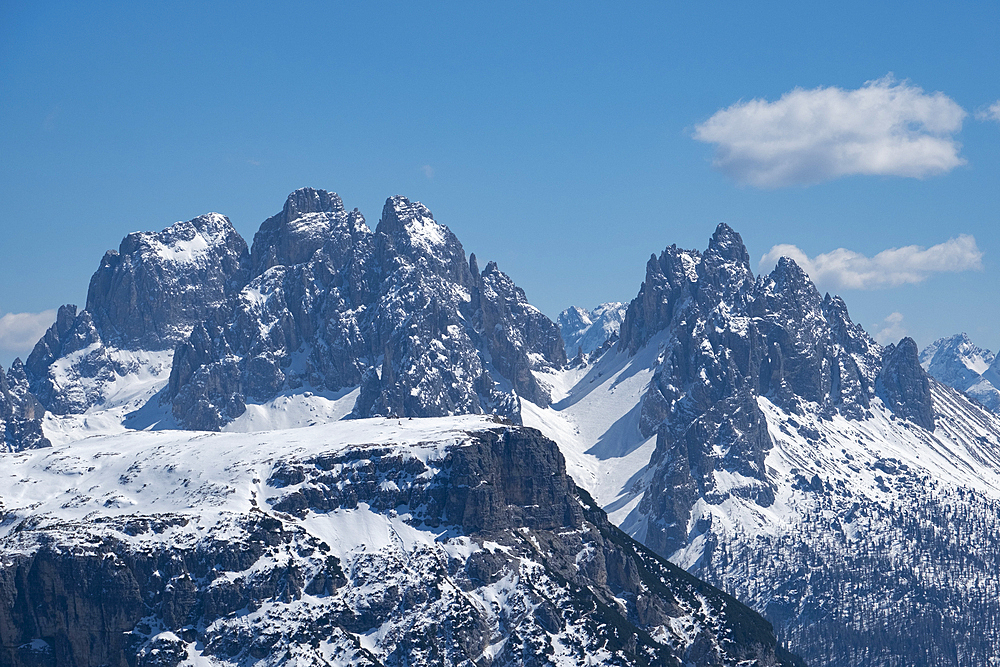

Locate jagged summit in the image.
[706,222,752,266]
[283,186,345,216]
[374,195,474,285]
[557,302,627,358]
[520,224,1000,665]
[250,188,356,277]
[87,211,250,350]
[162,189,566,430]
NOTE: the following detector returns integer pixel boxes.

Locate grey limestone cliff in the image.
[623,224,920,557]
[0,359,50,451]
[168,190,567,430]
[23,214,250,416]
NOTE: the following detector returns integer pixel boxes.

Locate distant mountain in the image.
[558,303,627,359]
[920,333,1000,413]
[17,189,566,433]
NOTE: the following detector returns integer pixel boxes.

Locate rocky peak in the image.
[473,260,568,406]
[1,359,49,451]
[26,305,101,377]
[250,188,352,277]
[619,245,701,353]
[876,337,935,430]
[374,196,474,288]
[0,365,9,420]
[86,213,250,350]
[558,303,627,358]
[168,190,565,430]
[755,256,824,318]
[696,224,754,312]
[283,186,344,218]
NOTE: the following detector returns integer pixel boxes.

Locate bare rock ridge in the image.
[87,212,251,350]
[0,359,49,451]
[15,188,567,431]
[875,337,934,430]
[605,223,999,666]
[0,422,801,666]
[618,224,916,557]
[21,214,250,418]
[166,191,567,430]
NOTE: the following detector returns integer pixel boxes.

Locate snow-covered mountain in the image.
[0,416,799,666]
[3,190,806,666]
[920,333,1000,413]
[15,189,566,436]
[8,190,1000,665]
[558,303,627,359]
[524,226,1000,666]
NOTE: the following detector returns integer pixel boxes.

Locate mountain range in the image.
[4,187,1000,666]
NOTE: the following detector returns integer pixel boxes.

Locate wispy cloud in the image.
[0,310,56,363]
[759,235,983,291]
[975,100,1000,123]
[873,312,907,345]
[420,165,435,179]
[694,75,967,188]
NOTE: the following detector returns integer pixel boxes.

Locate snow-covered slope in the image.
[0,416,798,667]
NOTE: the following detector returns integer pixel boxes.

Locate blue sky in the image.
[2,1,998,367]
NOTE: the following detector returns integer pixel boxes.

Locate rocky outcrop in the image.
[168,191,566,430]
[86,212,250,350]
[250,187,350,277]
[920,333,1000,414]
[0,360,49,451]
[624,225,886,556]
[22,214,250,416]
[876,337,935,430]
[0,421,801,666]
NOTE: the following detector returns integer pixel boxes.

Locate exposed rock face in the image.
[876,337,935,430]
[21,188,563,427]
[23,214,250,416]
[558,302,627,358]
[0,419,800,666]
[86,212,250,350]
[621,225,893,557]
[169,191,566,430]
[250,187,352,277]
[920,333,993,392]
[24,305,108,414]
[0,360,50,451]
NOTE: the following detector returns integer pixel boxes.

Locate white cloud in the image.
[873,312,907,345]
[975,100,1000,123]
[0,310,56,363]
[759,235,983,291]
[420,165,435,179]
[694,75,967,188]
